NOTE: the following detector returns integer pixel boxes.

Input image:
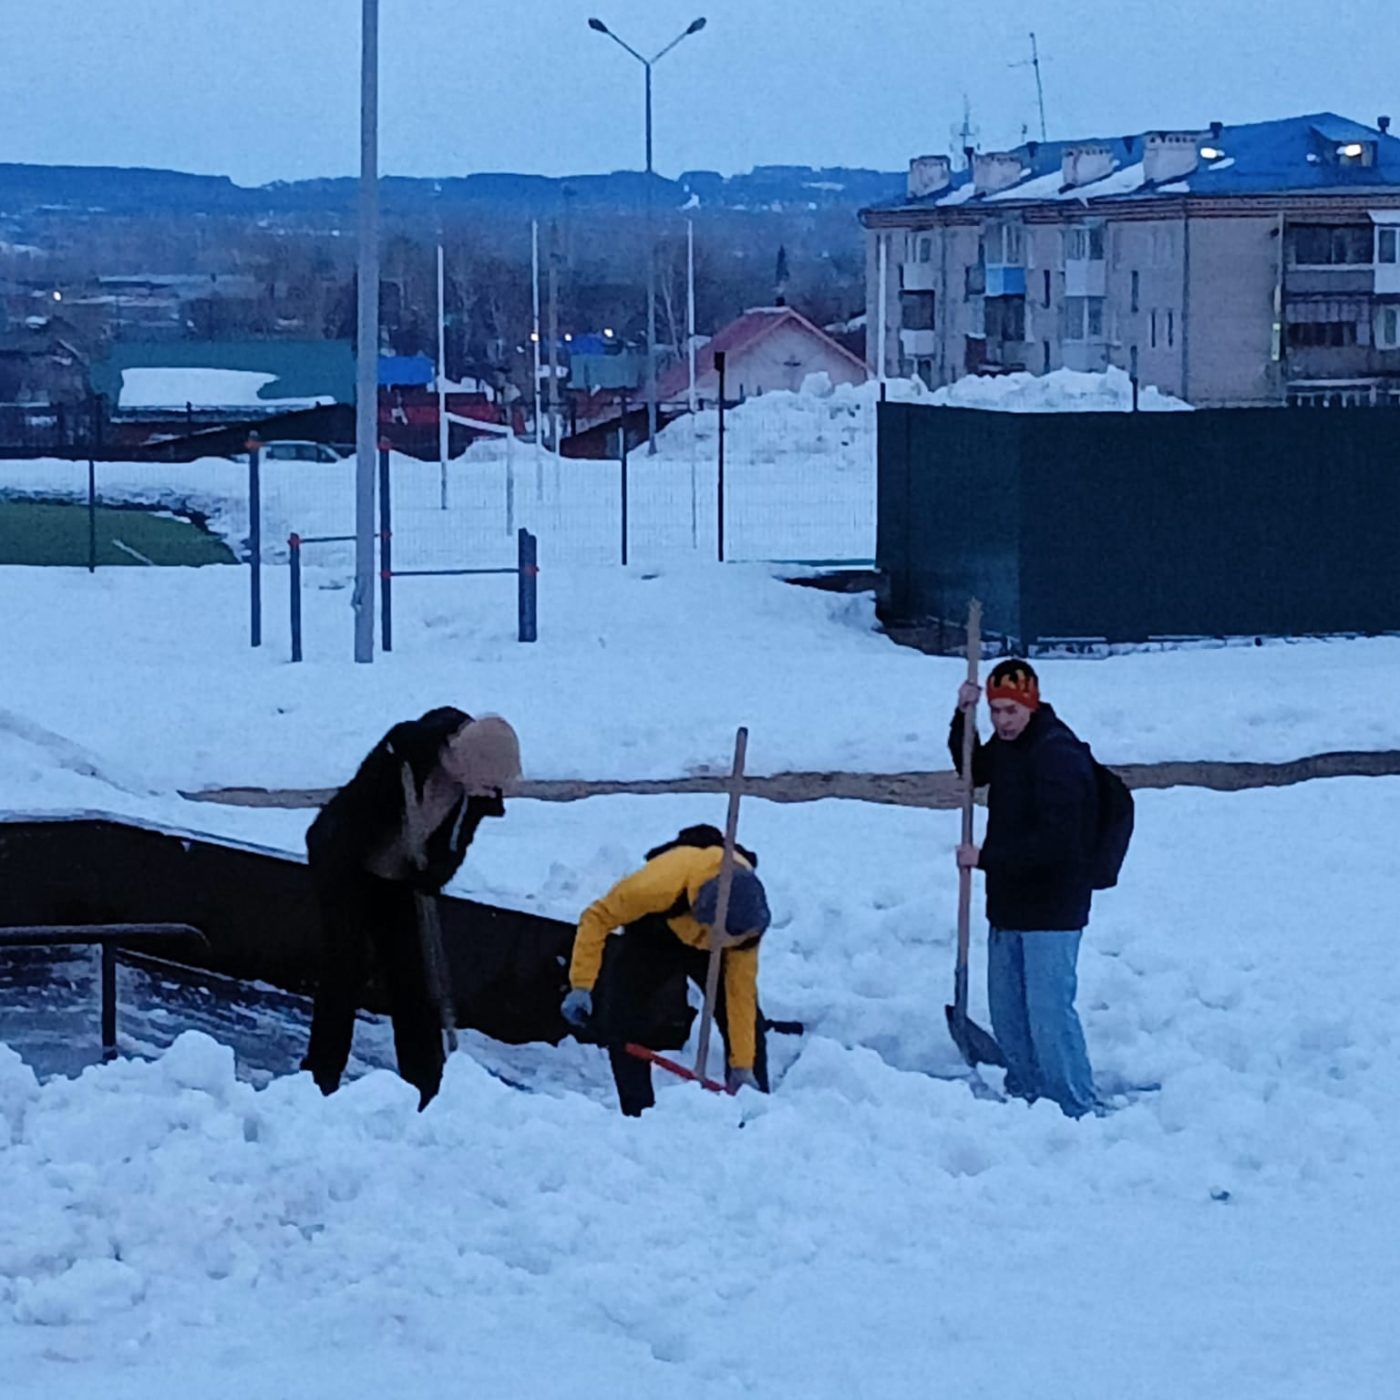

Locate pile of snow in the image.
[929,365,1192,412]
[117,368,333,413]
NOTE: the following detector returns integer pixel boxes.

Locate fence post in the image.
[100,941,117,1060]
[87,458,97,573]
[715,351,727,563]
[289,534,303,662]
[378,439,393,653]
[518,528,538,643]
[619,394,629,567]
[247,435,262,647]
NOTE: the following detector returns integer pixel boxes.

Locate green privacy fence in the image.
[876,403,1400,651]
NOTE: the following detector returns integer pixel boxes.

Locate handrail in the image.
[0,923,209,1060]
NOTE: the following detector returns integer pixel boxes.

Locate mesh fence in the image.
[0,393,878,573]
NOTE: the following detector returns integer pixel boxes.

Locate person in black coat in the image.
[301,707,521,1108]
[949,660,1100,1117]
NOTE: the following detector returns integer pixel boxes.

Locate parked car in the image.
[250,441,343,464]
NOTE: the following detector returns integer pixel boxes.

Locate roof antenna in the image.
[1009,32,1048,142]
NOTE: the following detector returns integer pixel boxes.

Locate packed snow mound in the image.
[929,365,1192,412]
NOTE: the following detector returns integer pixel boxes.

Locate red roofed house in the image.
[655,305,870,403]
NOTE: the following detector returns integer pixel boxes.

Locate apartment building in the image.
[859,114,1400,406]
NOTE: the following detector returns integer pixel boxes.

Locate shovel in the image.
[945,599,1005,1069]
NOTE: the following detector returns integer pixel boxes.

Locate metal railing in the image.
[0,923,208,1060]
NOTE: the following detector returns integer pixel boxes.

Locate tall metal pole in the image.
[547,221,561,450]
[876,233,888,386]
[437,243,448,510]
[1030,33,1048,143]
[531,220,544,480]
[687,217,698,548]
[353,0,379,663]
[588,19,708,455]
[644,61,658,454]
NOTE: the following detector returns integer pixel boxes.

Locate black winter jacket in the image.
[306,711,503,894]
[948,703,1099,931]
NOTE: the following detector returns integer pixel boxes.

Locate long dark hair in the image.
[306,707,470,871]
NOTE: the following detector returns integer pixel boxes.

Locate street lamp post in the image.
[588,16,706,456]
[353,0,379,662]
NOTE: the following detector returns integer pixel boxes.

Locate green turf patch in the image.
[0,498,237,567]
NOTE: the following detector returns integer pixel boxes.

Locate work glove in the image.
[726,1066,760,1094]
[561,987,593,1029]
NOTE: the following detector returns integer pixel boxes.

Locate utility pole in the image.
[436,242,448,510]
[547,219,561,451]
[353,0,379,663]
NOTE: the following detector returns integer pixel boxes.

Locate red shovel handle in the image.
[624,1043,733,1095]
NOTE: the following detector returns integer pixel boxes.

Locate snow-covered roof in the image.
[868,113,1400,215]
[117,367,333,413]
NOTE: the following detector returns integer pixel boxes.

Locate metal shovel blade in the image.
[945,1003,1006,1069]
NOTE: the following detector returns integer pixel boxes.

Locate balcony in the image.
[900,329,938,357]
[985,265,1026,298]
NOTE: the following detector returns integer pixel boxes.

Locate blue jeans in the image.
[987,927,1095,1118]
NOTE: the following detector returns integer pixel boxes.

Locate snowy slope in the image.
[0,565,1396,803]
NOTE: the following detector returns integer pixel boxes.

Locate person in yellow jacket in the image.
[562,824,772,1116]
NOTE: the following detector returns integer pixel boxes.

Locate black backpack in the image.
[1090,759,1134,890]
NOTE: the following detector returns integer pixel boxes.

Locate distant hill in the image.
[0,162,904,219]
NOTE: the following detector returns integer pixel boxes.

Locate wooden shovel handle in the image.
[694,726,748,1083]
[954,600,981,1005]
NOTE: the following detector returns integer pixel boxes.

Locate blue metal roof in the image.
[871,113,1400,212]
[378,353,435,388]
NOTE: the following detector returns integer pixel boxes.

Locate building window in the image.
[1376,305,1400,348]
[1065,296,1105,341]
[1065,225,1105,262]
[964,262,985,300]
[1131,271,1140,314]
[1167,310,1175,348]
[987,295,1026,343]
[1150,310,1159,349]
[1292,225,1373,266]
[1042,269,1052,308]
[900,290,936,330]
[1378,227,1398,265]
[915,357,936,387]
[918,236,934,264]
[984,222,1024,266]
[1287,320,1359,348]
[1042,341,1051,373]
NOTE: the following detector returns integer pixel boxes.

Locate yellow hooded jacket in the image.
[569,844,761,1070]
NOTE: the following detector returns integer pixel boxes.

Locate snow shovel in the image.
[624,1043,731,1095]
[945,600,1005,1069]
[414,892,459,1055]
[693,725,749,1086]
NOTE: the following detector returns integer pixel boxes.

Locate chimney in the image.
[972,151,1028,196]
[1061,144,1115,189]
[1209,120,1223,141]
[907,154,952,199]
[1144,131,1202,184]
[1380,115,1392,134]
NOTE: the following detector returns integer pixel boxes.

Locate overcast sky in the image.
[7,0,1395,184]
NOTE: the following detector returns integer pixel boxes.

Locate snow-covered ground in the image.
[2,410,1396,1396]
[0,564,1396,806]
[3,777,1398,1398]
